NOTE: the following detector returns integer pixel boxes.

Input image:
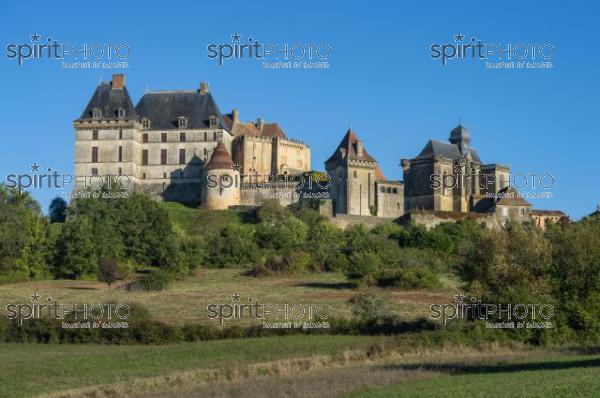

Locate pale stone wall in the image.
[74,119,232,204]
[233,136,310,181]
[376,181,404,218]
[202,168,240,210]
[346,160,376,216]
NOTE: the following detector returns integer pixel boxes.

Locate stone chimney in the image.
[112,74,125,89]
[256,117,264,131]
[199,82,209,94]
[356,140,364,157]
[232,109,239,122]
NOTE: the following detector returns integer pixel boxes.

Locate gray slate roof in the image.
[135,91,229,131]
[79,82,137,120]
[417,139,481,162]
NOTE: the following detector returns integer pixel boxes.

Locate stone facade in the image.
[325,129,403,217]
[74,75,566,229]
[74,74,310,209]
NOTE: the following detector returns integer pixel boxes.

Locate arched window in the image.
[209,115,218,128]
[117,107,126,118]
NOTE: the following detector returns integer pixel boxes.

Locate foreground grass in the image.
[0,269,458,325]
[0,335,388,398]
[350,353,600,398]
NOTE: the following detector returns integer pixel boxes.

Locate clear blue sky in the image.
[1,0,598,219]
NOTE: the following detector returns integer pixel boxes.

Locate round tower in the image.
[203,141,240,210]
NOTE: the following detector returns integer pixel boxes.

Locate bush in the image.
[138,270,172,291]
[344,252,382,281]
[349,290,391,322]
[253,250,313,275]
[376,267,440,290]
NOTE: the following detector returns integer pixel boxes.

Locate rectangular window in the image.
[143,133,148,143]
[161,133,167,143]
[142,150,148,166]
[118,146,123,162]
[179,149,185,164]
[180,132,186,142]
[119,129,123,139]
[92,130,98,140]
[161,149,167,165]
[91,147,98,163]
[213,132,216,140]
[118,167,122,176]
[91,167,98,176]
[204,132,207,141]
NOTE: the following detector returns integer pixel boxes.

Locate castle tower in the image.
[325,129,384,216]
[449,124,471,155]
[202,141,239,210]
[73,74,138,193]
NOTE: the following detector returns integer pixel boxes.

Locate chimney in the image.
[256,117,264,131]
[112,74,125,89]
[232,109,239,122]
[356,140,364,157]
[199,82,209,94]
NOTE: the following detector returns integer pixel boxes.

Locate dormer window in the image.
[142,118,151,129]
[209,115,218,128]
[178,116,188,129]
[92,108,102,119]
[117,107,126,118]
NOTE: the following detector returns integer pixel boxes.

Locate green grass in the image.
[0,335,388,398]
[349,354,600,398]
[0,269,460,325]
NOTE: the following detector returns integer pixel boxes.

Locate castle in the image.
[74,74,565,228]
[74,74,310,209]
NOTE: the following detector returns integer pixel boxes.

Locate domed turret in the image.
[202,141,239,210]
[449,124,471,154]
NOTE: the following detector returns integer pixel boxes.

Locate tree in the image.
[97,258,121,291]
[48,197,67,223]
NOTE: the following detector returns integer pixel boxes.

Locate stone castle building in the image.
[325,129,403,218]
[74,74,565,227]
[74,74,310,208]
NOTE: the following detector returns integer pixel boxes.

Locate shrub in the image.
[349,289,391,322]
[344,251,382,281]
[138,270,172,291]
[97,258,121,290]
[376,267,440,290]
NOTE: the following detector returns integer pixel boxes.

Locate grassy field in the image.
[349,353,600,398]
[2,335,598,398]
[0,269,459,325]
[0,335,391,398]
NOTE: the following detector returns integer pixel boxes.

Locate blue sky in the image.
[1,0,598,219]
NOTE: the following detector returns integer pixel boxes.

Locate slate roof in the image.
[135,91,229,131]
[416,139,481,162]
[205,141,234,170]
[78,82,137,120]
[449,124,471,143]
